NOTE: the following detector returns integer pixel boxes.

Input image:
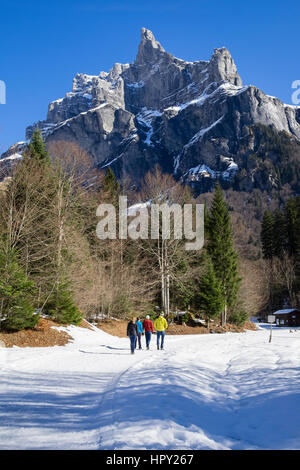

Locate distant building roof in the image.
[274,309,300,315]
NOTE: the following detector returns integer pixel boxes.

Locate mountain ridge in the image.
[2,28,300,193]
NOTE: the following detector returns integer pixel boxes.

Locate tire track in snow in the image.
[97,350,162,449]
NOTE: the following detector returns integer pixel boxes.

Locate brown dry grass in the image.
[0,318,73,348]
[97,319,257,338]
[96,319,128,338]
[78,319,94,330]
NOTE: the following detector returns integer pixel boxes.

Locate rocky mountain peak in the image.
[3,28,300,197]
[209,47,242,86]
[135,28,166,65]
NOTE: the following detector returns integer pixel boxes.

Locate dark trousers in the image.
[137,333,142,349]
[157,331,165,348]
[145,331,152,348]
[129,335,137,353]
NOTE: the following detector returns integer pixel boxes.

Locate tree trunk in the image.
[166,273,170,316]
[161,239,165,312]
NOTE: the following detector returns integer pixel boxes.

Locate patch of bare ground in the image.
[96,319,128,338]
[159,321,257,335]
[96,319,257,338]
[78,319,94,330]
[0,318,74,348]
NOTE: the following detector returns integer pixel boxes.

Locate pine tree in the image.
[0,247,38,331]
[1,134,89,325]
[102,167,120,204]
[204,203,210,241]
[207,184,240,325]
[290,198,300,295]
[195,257,224,327]
[28,129,50,162]
[43,283,82,325]
[261,210,274,259]
[285,197,300,256]
[273,209,287,258]
[4,149,57,294]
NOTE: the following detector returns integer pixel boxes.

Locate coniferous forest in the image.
[261,198,300,312]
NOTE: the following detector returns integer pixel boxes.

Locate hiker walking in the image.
[154,312,168,350]
[136,317,144,350]
[143,315,154,350]
[127,317,138,354]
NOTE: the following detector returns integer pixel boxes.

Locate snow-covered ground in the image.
[0,323,300,450]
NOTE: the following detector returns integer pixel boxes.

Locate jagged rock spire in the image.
[209,47,242,86]
[135,28,166,65]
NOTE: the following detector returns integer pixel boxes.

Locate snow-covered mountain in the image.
[3,28,300,192]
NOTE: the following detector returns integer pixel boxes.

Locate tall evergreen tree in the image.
[43,282,82,325]
[102,167,120,204]
[203,203,210,241]
[261,210,275,259]
[4,146,57,291]
[285,197,300,256]
[28,129,50,162]
[1,133,83,325]
[207,184,240,325]
[273,209,287,258]
[289,198,300,292]
[195,256,224,328]
[0,247,37,331]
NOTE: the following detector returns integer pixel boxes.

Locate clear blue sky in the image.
[0,0,299,153]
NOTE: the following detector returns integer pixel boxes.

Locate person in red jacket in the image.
[143,315,154,350]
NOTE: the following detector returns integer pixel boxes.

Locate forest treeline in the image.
[261,198,300,312]
[0,131,249,331]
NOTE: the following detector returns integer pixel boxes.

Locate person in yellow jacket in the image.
[154,312,168,350]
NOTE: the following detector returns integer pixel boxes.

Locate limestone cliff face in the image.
[3,28,300,192]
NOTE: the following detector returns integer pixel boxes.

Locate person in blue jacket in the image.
[136,317,144,350]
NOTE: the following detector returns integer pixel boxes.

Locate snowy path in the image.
[1,324,300,449]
